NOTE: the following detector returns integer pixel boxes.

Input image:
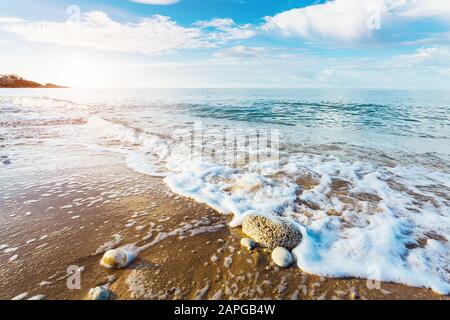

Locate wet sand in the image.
[0,155,448,301]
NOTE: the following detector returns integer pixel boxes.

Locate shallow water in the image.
[1,88,449,294]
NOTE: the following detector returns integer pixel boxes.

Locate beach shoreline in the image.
[1,88,449,300]
[0,159,447,300]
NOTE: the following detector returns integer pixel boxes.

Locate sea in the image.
[1,88,449,294]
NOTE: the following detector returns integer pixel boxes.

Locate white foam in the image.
[125,151,168,177]
[11,292,28,300]
[4,247,18,254]
[167,154,450,293]
[286,155,450,294]
[86,116,143,145]
[85,117,170,177]
[84,116,450,294]
[94,234,124,255]
[164,162,297,227]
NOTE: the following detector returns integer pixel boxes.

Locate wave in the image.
[0,95,89,128]
[85,116,170,177]
[84,115,450,294]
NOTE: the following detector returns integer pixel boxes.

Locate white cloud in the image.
[399,32,450,46]
[0,11,255,54]
[206,44,450,88]
[214,45,272,59]
[263,0,450,44]
[398,0,450,19]
[414,47,450,58]
[263,0,388,43]
[130,0,180,5]
[195,18,235,29]
[389,46,450,67]
[213,45,305,61]
[195,18,256,41]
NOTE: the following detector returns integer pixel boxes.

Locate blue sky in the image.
[0,0,449,88]
[0,0,313,23]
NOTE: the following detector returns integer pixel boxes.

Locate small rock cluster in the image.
[242,214,302,250]
[96,213,301,301]
[241,214,302,268]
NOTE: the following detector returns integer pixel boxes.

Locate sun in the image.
[60,53,106,87]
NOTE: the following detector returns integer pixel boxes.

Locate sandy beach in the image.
[1,87,450,300]
[2,0,450,305]
[0,149,447,300]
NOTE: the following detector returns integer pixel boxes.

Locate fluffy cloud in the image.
[0,11,255,54]
[263,0,388,42]
[398,0,450,19]
[263,0,450,43]
[130,0,180,5]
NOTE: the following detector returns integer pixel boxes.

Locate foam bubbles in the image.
[72,113,450,294]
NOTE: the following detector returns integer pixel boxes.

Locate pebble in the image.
[271,247,293,268]
[100,245,138,269]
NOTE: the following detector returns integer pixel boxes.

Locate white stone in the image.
[101,249,127,269]
[100,245,138,269]
[271,247,293,268]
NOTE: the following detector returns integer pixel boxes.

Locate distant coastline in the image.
[0,74,67,88]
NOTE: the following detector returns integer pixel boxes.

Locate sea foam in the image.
[85,116,450,294]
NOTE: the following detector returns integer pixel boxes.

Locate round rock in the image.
[100,249,128,269]
[242,215,302,250]
[271,247,293,268]
[100,245,138,269]
[240,238,256,250]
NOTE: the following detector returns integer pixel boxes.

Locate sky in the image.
[0,0,449,88]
